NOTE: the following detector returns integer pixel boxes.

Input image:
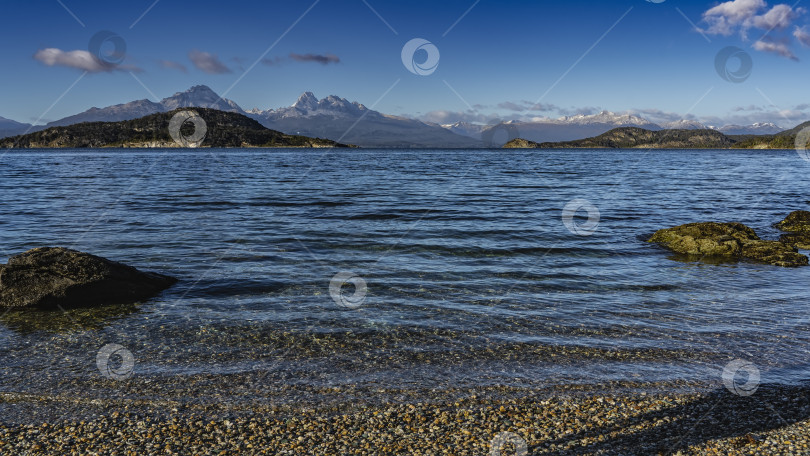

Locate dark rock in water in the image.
[648,222,808,267]
[776,211,810,249]
[647,222,757,256]
[0,247,177,308]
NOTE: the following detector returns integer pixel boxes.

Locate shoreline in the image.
[1,384,808,455]
[0,146,804,150]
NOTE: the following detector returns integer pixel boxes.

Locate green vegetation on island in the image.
[504,123,810,149]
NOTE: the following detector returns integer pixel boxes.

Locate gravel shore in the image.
[1,383,809,455]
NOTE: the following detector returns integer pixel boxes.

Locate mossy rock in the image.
[647,222,757,256]
[648,222,808,267]
[740,240,809,267]
[776,210,810,249]
[776,210,810,232]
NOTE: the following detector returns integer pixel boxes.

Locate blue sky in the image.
[2,0,810,127]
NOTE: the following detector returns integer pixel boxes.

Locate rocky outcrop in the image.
[504,127,738,149]
[503,138,540,148]
[648,222,808,267]
[739,240,808,267]
[0,247,176,308]
[776,211,810,249]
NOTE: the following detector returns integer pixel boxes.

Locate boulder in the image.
[647,222,757,256]
[0,247,177,308]
[776,211,810,249]
[648,222,808,267]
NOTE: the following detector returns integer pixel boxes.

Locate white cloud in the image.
[419,103,807,130]
[625,108,699,124]
[794,26,810,46]
[34,48,140,73]
[752,4,801,30]
[700,0,807,59]
[702,0,767,36]
[188,50,231,74]
[753,38,797,59]
[419,110,498,124]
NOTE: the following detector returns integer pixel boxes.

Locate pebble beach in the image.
[2,383,809,455]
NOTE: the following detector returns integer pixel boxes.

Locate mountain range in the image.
[0,116,33,139]
[0,108,349,149]
[0,85,793,148]
[443,113,783,145]
[247,92,480,148]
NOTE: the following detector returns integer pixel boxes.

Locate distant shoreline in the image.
[1,146,803,151]
[3,107,808,150]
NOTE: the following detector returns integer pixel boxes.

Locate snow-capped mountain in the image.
[447,111,664,144]
[44,85,244,128]
[159,85,243,113]
[555,111,659,128]
[0,86,477,147]
[249,92,480,148]
[713,122,783,136]
[0,85,795,146]
[661,119,707,130]
[441,121,489,139]
[253,92,373,119]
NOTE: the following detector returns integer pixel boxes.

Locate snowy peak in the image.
[264,92,372,119]
[441,122,488,139]
[661,119,707,130]
[292,92,319,111]
[556,110,658,127]
[320,95,360,112]
[715,122,783,135]
[40,85,243,128]
[160,85,242,113]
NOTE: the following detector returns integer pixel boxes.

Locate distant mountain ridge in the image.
[247,92,480,148]
[447,112,786,145]
[0,85,801,147]
[44,85,242,128]
[0,108,350,149]
[0,116,33,139]
[20,86,478,148]
[713,122,783,136]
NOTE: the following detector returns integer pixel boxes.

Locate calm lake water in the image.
[1,148,809,414]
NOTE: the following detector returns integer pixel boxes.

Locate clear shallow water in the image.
[0,148,809,406]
